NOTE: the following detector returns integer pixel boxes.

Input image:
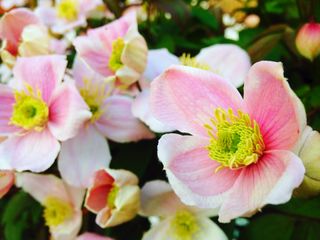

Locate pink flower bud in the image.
[296,22,320,61]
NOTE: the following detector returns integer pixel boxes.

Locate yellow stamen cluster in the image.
[205,108,265,172]
[56,0,78,21]
[179,53,210,70]
[170,210,199,240]
[10,85,48,131]
[43,197,73,227]
[79,78,110,123]
[109,38,125,72]
[107,185,119,209]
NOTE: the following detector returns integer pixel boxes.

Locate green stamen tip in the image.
[107,185,119,209]
[109,38,125,72]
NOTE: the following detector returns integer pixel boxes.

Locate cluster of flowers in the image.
[0,1,320,240]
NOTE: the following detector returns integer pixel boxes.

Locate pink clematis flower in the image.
[0,55,91,172]
[16,173,85,240]
[74,12,148,88]
[150,62,306,222]
[132,45,251,133]
[140,180,227,240]
[35,0,103,34]
[77,233,114,240]
[58,57,154,188]
[0,8,52,67]
[85,169,140,228]
[0,170,14,198]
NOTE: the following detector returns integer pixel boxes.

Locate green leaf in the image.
[191,6,219,30]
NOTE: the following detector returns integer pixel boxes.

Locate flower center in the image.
[108,38,125,72]
[10,86,48,131]
[79,78,110,123]
[205,108,265,172]
[107,185,119,209]
[43,197,73,227]
[56,0,78,21]
[179,53,210,70]
[170,210,199,240]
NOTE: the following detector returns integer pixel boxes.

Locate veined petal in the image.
[48,82,92,141]
[158,134,239,209]
[12,55,67,103]
[244,61,306,151]
[58,125,111,188]
[0,129,60,172]
[95,95,154,142]
[150,65,244,137]
[195,44,251,88]
[218,150,304,223]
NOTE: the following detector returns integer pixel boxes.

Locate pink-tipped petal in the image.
[244,61,306,151]
[0,129,60,172]
[77,232,113,240]
[48,82,92,141]
[0,85,20,135]
[132,89,174,133]
[95,95,154,142]
[218,150,305,223]
[158,134,240,208]
[12,55,67,103]
[196,44,251,88]
[58,125,111,188]
[0,8,40,55]
[15,173,70,204]
[85,169,114,213]
[150,66,244,137]
[0,170,14,198]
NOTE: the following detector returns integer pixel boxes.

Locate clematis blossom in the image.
[0,8,51,67]
[132,45,250,132]
[140,180,227,240]
[35,0,103,34]
[151,62,306,222]
[0,55,91,172]
[74,12,148,88]
[16,173,85,240]
[58,57,153,188]
[85,169,140,228]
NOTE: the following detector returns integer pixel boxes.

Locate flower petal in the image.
[12,55,67,103]
[0,170,14,198]
[158,133,240,209]
[218,150,305,222]
[244,61,306,151]
[58,125,111,188]
[0,129,60,172]
[196,44,251,88]
[15,172,71,204]
[48,82,92,141]
[95,95,154,142]
[77,232,113,240]
[150,65,244,137]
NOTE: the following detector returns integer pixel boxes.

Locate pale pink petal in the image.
[77,232,113,240]
[0,85,20,135]
[196,44,251,88]
[95,95,155,142]
[48,82,92,141]
[244,61,306,151]
[143,49,179,83]
[74,36,113,77]
[132,89,174,133]
[0,170,14,198]
[15,172,70,204]
[158,134,240,208]
[34,5,57,27]
[150,66,244,137]
[58,125,111,188]
[0,129,60,172]
[0,8,40,55]
[12,55,67,103]
[218,150,305,223]
[79,0,103,16]
[85,169,114,213]
[52,17,87,34]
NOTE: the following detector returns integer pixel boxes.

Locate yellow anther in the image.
[43,197,73,227]
[180,53,210,70]
[109,38,125,72]
[56,0,78,21]
[170,210,199,240]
